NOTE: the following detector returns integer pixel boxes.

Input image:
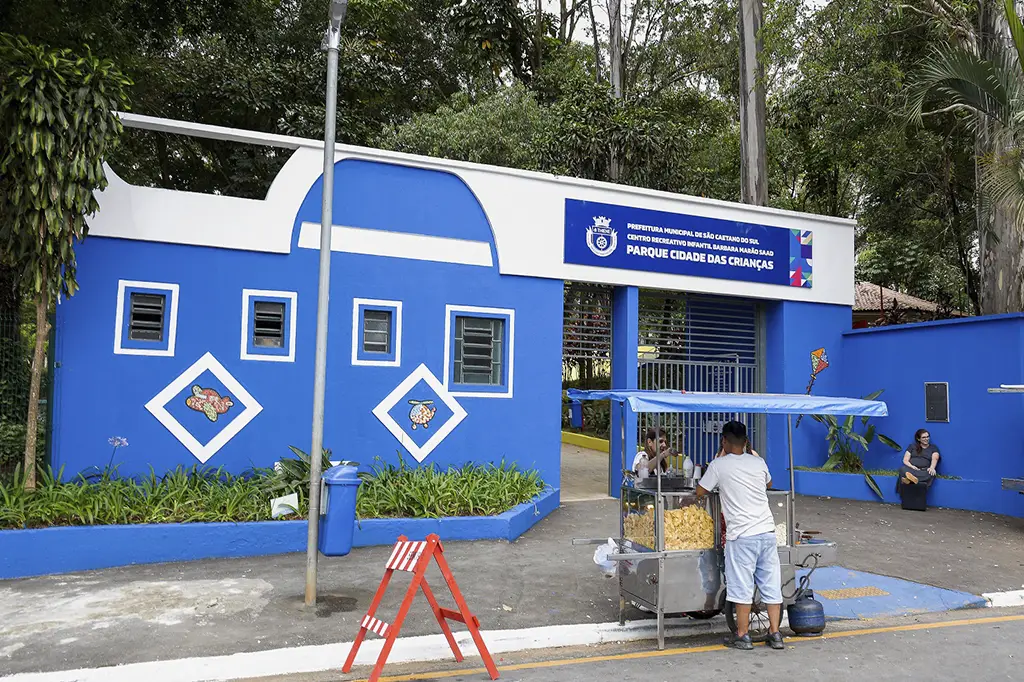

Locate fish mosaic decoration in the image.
[186,385,235,422]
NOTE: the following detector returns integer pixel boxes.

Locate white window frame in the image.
[113,279,180,357]
[443,304,515,398]
[351,297,403,367]
[240,289,298,363]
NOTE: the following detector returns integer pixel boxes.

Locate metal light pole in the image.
[305,0,348,608]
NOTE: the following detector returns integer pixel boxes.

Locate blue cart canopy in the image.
[565,389,888,418]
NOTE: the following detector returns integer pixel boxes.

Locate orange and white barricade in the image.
[343,533,499,682]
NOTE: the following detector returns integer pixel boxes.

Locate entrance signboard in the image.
[563,198,812,288]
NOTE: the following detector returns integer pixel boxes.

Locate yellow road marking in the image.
[351,613,1024,682]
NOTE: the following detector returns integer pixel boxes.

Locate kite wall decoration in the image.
[794,347,829,428]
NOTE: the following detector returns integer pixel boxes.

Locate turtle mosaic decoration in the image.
[186,385,235,422]
[407,399,437,430]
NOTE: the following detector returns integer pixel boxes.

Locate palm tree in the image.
[905,0,1024,315]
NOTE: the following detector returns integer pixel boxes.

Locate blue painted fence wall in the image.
[763,300,852,486]
[52,159,564,489]
[837,315,1024,516]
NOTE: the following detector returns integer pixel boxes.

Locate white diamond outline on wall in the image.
[144,352,263,463]
[372,363,467,463]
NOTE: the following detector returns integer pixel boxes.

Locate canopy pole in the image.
[620,401,627,490]
[787,414,796,544]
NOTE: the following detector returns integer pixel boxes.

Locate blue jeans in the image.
[724,531,783,605]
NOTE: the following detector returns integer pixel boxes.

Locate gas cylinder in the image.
[787,590,826,636]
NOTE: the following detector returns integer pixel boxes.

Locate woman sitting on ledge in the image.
[897,429,940,491]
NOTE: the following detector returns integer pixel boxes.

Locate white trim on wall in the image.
[113,280,180,357]
[144,352,263,463]
[443,304,515,399]
[371,363,467,463]
[89,114,858,306]
[351,298,403,367]
[240,289,298,363]
[297,223,493,267]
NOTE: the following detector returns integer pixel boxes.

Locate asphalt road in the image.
[249,609,1024,682]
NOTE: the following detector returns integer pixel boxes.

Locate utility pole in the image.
[305,0,348,608]
[738,0,767,206]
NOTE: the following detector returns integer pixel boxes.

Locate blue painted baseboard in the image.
[794,470,1024,517]
[0,487,560,580]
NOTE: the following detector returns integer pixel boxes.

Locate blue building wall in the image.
[52,159,564,489]
[836,315,1024,516]
[763,300,852,487]
[609,286,639,497]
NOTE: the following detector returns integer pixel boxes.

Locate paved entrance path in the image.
[559,443,610,502]
[1,495,1022,676]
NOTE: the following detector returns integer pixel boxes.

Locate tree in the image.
[771,0,980,314]
[738,0,767,205]
[0,33,131,489]
[905,0,1024,314]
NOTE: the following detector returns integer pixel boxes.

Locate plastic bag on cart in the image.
[593,538,618,578]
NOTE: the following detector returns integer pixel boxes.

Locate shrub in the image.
[0,451,547,530]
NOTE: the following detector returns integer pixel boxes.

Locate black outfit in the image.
[896,443,939,493]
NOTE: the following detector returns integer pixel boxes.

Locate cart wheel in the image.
[724,595,771,643]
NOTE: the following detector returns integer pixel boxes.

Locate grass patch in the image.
[0,455,547,530]
[794,465,961,480]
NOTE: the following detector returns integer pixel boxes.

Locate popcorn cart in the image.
[569,389,889,650]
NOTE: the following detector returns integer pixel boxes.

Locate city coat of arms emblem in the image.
[586,216,617,257]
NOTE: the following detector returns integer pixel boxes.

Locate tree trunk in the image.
[738,0,767,206]
[976,0,1024,314]
[535,0,543,74]
[23,281,48,491]
[607,0,623,183]
[588,0,601,82]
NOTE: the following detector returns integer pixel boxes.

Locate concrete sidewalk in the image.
[2,495,1023,677]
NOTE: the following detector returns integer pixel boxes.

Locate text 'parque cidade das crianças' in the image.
[624,222,776,272]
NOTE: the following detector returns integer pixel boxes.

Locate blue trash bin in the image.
[318,464,361,557]
[569,400,583,429]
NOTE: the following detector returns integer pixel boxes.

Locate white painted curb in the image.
[1,615,761,682]
[983,589,1024,608]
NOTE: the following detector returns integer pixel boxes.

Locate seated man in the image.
[898,428,940,490]
[632,427,676,480]
[697,421,784,651]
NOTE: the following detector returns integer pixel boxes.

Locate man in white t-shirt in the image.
[632,427,674,480]
[697,420,784,651]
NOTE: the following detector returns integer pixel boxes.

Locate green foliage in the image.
[0,464,273,528]
[561,388,611,439]
[0,452,546,529]
[355,452,545,519]
[0,32,132,301]
[256,444,341,510]
[380,81,556,170]
[0,33,131,487]
[1,0,539,198]
[794,465,960,481]
[380,42,739,199]
[809,389,901,499]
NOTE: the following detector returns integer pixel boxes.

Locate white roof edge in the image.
[116,111,858,230]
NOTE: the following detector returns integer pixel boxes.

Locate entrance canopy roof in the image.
[565,389,888,417]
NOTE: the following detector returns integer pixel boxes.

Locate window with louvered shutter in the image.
[362,309,392,354]
[128,293,165,342]
[253,301,286,348]
[453,316,503,385]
